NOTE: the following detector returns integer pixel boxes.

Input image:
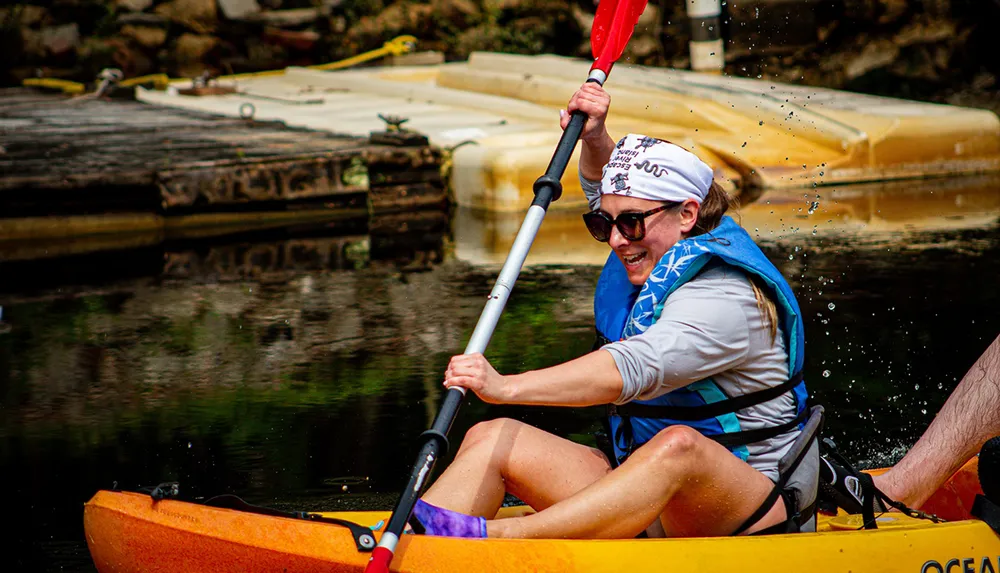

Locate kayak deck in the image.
[84,459,999,572]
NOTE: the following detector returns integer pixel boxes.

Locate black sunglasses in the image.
[582,202,681,242]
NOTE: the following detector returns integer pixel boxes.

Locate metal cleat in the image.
[94,68,124,97]
[370,114,428,147]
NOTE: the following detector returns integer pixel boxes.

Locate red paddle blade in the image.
[591,0,649,72]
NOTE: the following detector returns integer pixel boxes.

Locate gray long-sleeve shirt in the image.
[582,175,799,480]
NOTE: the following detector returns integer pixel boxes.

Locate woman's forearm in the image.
[504,349,623,407]
[579,132,616,182]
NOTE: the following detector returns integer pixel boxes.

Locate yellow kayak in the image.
[83,459,999,572]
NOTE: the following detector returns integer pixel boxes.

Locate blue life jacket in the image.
[594,216,808,464]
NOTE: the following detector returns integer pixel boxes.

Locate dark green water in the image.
[1,211,998,571]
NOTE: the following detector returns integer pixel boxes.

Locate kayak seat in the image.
[738,404,824,536]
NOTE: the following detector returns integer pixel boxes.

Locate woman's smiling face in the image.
[600,194,701,285]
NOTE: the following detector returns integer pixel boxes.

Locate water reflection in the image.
[453,175,1000,266]
[1,177,998,571]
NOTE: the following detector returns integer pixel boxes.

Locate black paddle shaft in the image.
[380,102,597,541]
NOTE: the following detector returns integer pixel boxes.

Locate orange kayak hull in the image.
[84,458,1000,573]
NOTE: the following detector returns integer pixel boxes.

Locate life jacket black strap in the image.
[606,370,803,422]
[611,404,809,464]
[708,406,809,449]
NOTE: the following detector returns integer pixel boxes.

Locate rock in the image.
[20,29,46,61]
[263,27,319,51]
[115,0,154,12]
[625,33,659,59]
[845,39,899,79]
[893,17,955,47]
[120,24,168,49]
[430,0,479,25]
[39,24,80,57]
[116,13,170,25]
[155,0,217,33]
[172,32,220,77]
[453,22,547,58]
[878,0,908,24]
[637,2,658,31]
[329,15,347,33]
[571,4,592,38]
[971,72,996,91]
[243,37,288,71]
[240,7,322,26]
[175,33,218,63]
[77,37,134,79]
[217,0,260,20]
[9,5,50,27]
[346,3,433,43]
[482,0,524,11]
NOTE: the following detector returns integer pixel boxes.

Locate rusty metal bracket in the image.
[370,114,429,147]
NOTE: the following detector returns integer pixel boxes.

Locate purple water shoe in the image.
[410,499,487,538]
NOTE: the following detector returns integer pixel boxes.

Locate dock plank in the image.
[0,90,446,215]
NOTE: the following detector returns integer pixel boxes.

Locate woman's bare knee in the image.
[639,425,703,468]
[454,418,528,471]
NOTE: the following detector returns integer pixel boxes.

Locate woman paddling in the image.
[409,82,819,539]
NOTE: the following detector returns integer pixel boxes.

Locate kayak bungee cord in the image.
[363,1,650,571]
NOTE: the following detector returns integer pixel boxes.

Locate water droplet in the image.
[921,409,927,415]
[822,370,831,377]
[828,303,836,310]
[187,442,192,449]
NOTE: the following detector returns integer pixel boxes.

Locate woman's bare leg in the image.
[487,425,787,539]
[422,418,613,518]
[874,334,1000,507]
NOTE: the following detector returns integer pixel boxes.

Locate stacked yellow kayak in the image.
[84,459,1000,572]
[136,52,1000,213]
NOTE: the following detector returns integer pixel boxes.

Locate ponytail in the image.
[689,180,735,237]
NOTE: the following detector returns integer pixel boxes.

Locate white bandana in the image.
[600,134,713,204]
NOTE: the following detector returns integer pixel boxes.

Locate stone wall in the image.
[1,0,997,112]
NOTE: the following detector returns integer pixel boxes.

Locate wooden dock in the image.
[0,88,448,254]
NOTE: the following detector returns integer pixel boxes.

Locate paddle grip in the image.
[531,110,587,207]
[365,547,393,573]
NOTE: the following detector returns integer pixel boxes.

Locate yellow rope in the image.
[22,78,86,95]
[310,35,417,71]
[22,35,419,94]
[214,35,418,82]
[119,74,171,89]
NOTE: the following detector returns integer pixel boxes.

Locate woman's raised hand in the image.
[560,82,611,143]
[443,353,509,404]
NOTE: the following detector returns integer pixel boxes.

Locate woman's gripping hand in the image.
[560,82,611,143]
[443,353,510,404]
